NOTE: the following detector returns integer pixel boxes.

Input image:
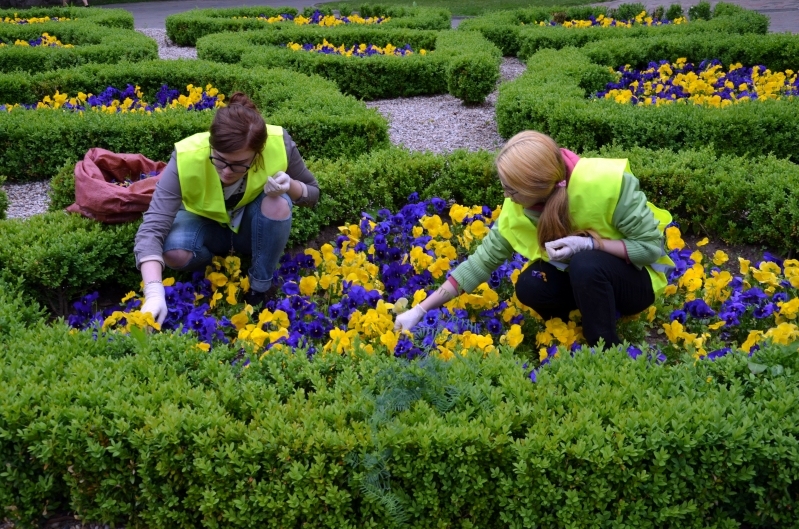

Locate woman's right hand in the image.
[141,281,168,326]
[394,304,427,331]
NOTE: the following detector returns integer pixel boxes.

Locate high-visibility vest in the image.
[497,157,674,294]
[175,125,288,232]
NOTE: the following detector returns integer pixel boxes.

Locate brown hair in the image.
[209,92,267,170]
[496,131,599,250]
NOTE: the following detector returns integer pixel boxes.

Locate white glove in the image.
[545,236,594,261]
[264,171,291,197]
[394,304,427,332]
[140,281,168,326]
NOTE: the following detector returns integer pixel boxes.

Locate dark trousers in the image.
[515,250,655,348]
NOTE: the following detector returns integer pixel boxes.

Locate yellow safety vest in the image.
[497,157,674,294]
[175,125,288,232]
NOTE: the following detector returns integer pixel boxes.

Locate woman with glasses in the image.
[395,130,674,349]
[134,91,319,325]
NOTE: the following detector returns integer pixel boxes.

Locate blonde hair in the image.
[496,131,570,247]
[496,131,600,250]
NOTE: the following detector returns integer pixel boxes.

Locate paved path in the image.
[105,0,799,31]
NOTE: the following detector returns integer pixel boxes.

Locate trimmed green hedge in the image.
[2,311,799,527]
[0,20,157,73]
[39,144,799,311]
[197,27,501,103]
[0,212,139,315]
[166,4,450,47]
[496,39,799,161]
[459,2,768,57]
[0,60,388,182]
[0,6,134,30]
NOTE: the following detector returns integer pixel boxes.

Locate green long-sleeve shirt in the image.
[451,172,663,293]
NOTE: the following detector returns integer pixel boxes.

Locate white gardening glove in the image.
[545,236,594,261]
[394,304,427,332]
[264,171,291,197]
[140,281,168,326]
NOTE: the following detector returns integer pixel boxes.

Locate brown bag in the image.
[66,148,167,223]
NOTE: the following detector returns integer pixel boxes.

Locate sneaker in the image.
[243,284,279,308]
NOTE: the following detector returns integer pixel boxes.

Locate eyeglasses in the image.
[209,153,256,173]
[502,185,519,197]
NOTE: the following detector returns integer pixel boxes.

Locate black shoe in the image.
[243,284,279,308]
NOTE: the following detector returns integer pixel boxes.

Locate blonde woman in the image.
[395,130,674,349]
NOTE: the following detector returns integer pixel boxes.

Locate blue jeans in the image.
[163,192,292,292]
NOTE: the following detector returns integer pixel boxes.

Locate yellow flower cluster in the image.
[538,12,686,28]
[233,13,389,26]
[285,39,426,57]
[660,227,799,358]
[0,32,73,48]
[2,83,225,114]
[605,58,798,108]
[1,15,72,24]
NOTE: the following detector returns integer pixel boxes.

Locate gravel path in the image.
[1,32,523,220]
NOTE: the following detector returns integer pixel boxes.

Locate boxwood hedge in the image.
[197,26,501,103]
[166,3,450,47]
[496,36,799,161]
[2,313,798,527]
[0,6,134,30]
[0,60,389,182]
[0,20,157,73]
[459,2,768,57]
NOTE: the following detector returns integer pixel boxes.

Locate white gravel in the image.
[136,28,197,60]
[1,34,525,220]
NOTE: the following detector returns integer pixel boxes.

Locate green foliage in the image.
[166,4,449,47]
[0,20,157,73]
[610,2,645,20]
[0,276,45,339]
[459,2,768,57]
[688,0,712,21]
[48,158,78,212]
[0,174,7,220]
[0,6,134,29]
[2,333,799,527]
[0,60,388,182]
[0,212,141,315]
[496,43,799,162]
[197,27,501,103]
[665,3,684,21]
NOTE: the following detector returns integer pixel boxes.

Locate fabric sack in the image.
[66,148,166,223]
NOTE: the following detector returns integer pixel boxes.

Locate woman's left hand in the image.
[545,236,594,261]
[264,171,291,197]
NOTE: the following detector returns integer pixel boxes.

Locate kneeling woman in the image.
[135,92,319,325]
[395,130,673,348]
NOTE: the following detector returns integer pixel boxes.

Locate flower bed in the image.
[68,196,799,370]
[198,27,499,103]
[537,11,686,28]
[459,2,767,57]
[233,9,389,26]
[0,32,72,47]
[1,15,72,24]
[0,60,388,182]
[285,39,427,57]
[0,20,156,73]
[0,6,133,29]
[496,35,799,161]
[166,4,450,47]
[597,58,799,107]
[1,83,225,113]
